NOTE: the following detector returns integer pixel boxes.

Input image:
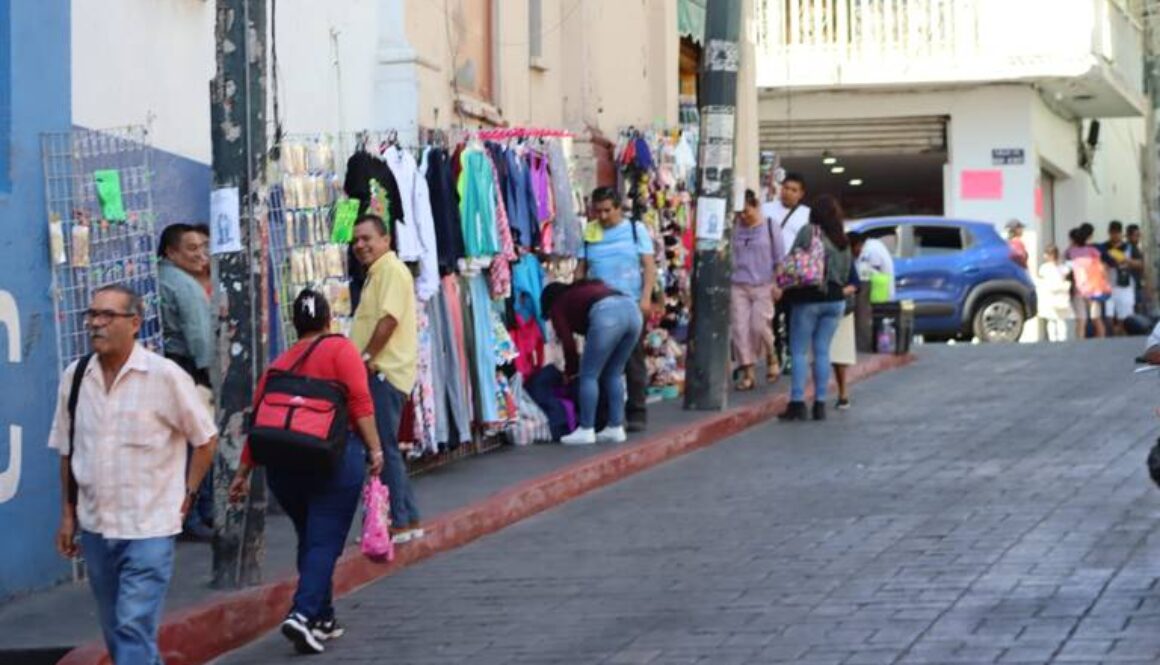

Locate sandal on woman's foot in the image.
[767,366,781,383]
[735,376,755,391]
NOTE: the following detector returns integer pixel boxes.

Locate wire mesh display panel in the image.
[41,126,163,371]
[267,134,349,350]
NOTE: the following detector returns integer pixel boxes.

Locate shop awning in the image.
[678,0,706,44]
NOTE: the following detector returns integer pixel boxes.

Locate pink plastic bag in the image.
[360,478,394,561]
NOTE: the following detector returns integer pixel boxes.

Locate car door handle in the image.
[962,266,980,274]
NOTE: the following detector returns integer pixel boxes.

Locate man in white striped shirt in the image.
[49,284,217,664]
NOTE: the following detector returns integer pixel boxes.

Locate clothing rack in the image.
[475,127,573,141]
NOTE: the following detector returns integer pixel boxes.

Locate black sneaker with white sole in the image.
[312,617,345,641]
[281,612,324,654]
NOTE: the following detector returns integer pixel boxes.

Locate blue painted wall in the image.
[0,0,72,600]
[151,144,211,228]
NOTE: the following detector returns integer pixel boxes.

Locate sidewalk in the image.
[1,352,910,665]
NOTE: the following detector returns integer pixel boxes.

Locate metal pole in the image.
[1145,53,1160,316]
[210,0,268,588]
[684,0,743,411]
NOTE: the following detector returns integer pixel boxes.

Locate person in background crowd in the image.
[731,189,783,391]
[190,223,213,298]
[779,195,853,422]
[1143,318,1160,364]
[1066,226,1107,339]
[1006,219,1029,269]
[157,223,216,540]
[575,186,656,432]
[350,214,424,544]
[542,279,643,445]
[855,232,896,302]
[1080,222,1095,242]
[51,284,217,665]
[1037,245,1073,342]
[1127,223,1150,315]
[762,173,811,375]
[230,289,384,655]
[1100,220,1143,335]
[832,233,870,409]
[158,223,213,386]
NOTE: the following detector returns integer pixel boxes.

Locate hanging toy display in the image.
[270,136,353,342]
[615,127,695,401]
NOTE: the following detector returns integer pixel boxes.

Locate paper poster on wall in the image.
[210,187,243,255]
[1034,186,1044,219]
[695,196,728,241]
[960,170,1003,200]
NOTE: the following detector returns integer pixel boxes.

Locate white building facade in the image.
[756,0,1148,270]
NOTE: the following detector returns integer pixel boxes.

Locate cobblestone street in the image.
[219,339,1160,665]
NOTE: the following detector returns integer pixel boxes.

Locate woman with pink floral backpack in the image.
[776,195,853,422]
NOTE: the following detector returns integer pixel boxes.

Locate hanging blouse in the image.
[424,147,466,274]
[547,140,581,257]
[486,151,516,299]
[388,147,440,302]
[457,148,500,260]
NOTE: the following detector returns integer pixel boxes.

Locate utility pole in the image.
[684,0,743,411]
[210,0,267,588]
[1146,51,1160,316]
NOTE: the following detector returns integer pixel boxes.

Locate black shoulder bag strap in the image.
[66,354,93,506]
[286,333,341,374]
[780,204,801,230]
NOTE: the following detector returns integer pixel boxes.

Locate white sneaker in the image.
[596,426,627,443]
[560,428,596,445]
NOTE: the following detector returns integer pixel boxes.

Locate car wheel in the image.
[972,295,1025,343]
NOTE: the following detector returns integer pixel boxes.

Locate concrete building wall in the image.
[72,0,215,225]
[758,84,1145,261]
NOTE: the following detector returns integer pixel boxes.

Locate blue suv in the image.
[848,217,1038,343]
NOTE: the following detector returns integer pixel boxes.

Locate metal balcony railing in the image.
[756,0,1144,94]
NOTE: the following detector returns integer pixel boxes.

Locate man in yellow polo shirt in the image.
[350,214,422,543]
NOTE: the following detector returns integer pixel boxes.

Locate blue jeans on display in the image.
[266,435,365,622]
[368,374,421,526]
[80,531,175,665]
[578,296,644,429]
[789,299,846,402]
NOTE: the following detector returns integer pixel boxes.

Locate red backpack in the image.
[249,335,349,472]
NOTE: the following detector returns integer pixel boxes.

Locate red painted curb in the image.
[59,353,914,665]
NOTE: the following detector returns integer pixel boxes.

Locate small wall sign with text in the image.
[991,148,1025,166]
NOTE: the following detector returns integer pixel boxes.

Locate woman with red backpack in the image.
[228,289,384,654]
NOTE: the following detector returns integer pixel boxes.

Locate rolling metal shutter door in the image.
[759,115,948,157]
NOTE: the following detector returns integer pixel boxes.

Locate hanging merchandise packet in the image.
[332,198,359,243]
[93,170,127,221]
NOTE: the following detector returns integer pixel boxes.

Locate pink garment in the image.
[510,314,545,380]
[487,156,515,298]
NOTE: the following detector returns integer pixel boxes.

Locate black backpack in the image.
[1147,438,1160,489]
[249,335,349,472]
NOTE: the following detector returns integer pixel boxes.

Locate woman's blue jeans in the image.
[789,300,846,402]
[266,435,365,622]
[578,296,643,429]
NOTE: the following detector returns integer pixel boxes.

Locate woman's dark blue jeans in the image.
[266,434,365,622]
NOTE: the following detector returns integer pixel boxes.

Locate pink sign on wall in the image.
[960,170,1004,200]
[1034,186,1043,219]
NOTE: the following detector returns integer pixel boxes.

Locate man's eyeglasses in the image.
[83,309,137,324]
